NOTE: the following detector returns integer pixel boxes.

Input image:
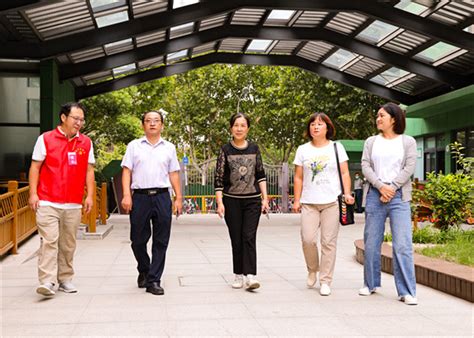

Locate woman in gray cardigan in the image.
[359,103,418,305]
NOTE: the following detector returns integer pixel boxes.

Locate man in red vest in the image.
[29,102,95,297]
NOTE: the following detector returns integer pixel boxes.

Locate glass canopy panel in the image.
[96,11,129,28]
[356,20,398,44]
[415,42,460,63]
[267,10,295,21]
[170,22,194,33]
[104,38,132,50]
[112,63,136,76]
[167,49,188,61]
[394,0,428,15]
[247,39,273,52]
[173,0,199,9]
[89,0,125,12]
[322,49,358,69]
[370,67,409,86]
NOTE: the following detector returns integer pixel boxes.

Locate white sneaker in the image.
[245,275,260,290]
[359,286,375,296]
[59,282,77,293]
[36,282,55,297]
[231,274,243,289]
[307,272,317,288]
[399,295,418,305]
[319,284,331,296]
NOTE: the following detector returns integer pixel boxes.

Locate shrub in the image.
[420,172,474,230]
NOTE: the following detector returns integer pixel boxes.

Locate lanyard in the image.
[69,137,78,152]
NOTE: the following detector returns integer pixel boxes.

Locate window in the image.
[112,63,136,76]
[167,49,188,62]
[246,39,273,53]
[173,0,199,9]
[356,21,398,44]
[27,77,40,88]
[323,49,358,69]
[370,67,410,86]
[95,11,129,28]
[415,42,461,64]
[27,99,40,123]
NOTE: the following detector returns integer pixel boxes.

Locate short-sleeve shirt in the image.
[32,128,95,164]
[121,137,180,189]
[371,135,404,183]
[293,141,348,204]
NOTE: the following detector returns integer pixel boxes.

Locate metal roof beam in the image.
[0,0,48,14]
[75,52,417,104]
[0,1,239,58]
[62,25,468,88]
[240,0,474,51]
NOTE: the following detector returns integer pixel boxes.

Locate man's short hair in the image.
[59,102,86,119]
[141,110,165,124]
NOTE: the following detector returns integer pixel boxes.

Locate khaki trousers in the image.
[36,206,82,284]
[301,202,339,285]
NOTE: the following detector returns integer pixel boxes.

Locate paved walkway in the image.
[1,214,472,336]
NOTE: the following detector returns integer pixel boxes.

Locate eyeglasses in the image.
[68,115,86,124]
[144,119,162,124]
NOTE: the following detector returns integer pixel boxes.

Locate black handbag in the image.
[334,143,355,225]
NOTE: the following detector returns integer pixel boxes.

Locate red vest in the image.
[37,128,92,204]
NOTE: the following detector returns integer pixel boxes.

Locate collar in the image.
[140,136,165,147]
[56,126,80,139]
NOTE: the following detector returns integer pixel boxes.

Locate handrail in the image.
[1,181,108,255]
[0,181,36,255]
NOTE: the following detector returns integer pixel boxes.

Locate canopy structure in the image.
[1,0,473,103]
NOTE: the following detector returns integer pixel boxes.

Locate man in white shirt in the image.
[121,110,182,296]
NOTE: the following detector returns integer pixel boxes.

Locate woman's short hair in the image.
[305,112,336,140]
[141,110,164,124]
[229,112,250,128]
[381,102,406,134]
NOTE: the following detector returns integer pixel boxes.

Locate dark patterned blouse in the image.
[215,141,266,198]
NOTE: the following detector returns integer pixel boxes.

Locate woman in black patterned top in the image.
[215,113,269,290]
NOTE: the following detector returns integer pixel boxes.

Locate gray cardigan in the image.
[361,134,417,202]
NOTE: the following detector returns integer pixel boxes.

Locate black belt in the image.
[133,188,168,195]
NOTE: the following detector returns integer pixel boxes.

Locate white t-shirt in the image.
[371,135,404,183]
[293,141,349,204]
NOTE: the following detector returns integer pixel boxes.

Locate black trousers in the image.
[223,196,261,275]
[355,188,363,213]
[130,192,172,284]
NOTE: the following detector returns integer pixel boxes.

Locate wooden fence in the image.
[0,181,36,255]
[0,181,107,256]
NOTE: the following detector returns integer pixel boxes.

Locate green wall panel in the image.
[40,60,75,133]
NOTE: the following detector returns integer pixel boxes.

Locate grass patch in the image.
[384,227,474,267]
[416,234,474,267]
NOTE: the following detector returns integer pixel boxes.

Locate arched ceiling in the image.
[1,0,473,103]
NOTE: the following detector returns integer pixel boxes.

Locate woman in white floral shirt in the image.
[293,113,354,296]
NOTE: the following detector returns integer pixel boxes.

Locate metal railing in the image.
[181,194,295,214]
[181,159,294,214]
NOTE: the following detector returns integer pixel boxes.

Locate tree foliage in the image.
[82,64,385,168]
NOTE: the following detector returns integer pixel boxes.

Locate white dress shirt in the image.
[121,136,180,189]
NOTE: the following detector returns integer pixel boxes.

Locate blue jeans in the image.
[363,187,416,297]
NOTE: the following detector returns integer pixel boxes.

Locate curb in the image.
[354,239,473,302]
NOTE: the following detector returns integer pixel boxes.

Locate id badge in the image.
[68,151,77,166]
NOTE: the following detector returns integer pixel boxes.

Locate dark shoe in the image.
[137,272,148,288]
[146,282,164,295]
